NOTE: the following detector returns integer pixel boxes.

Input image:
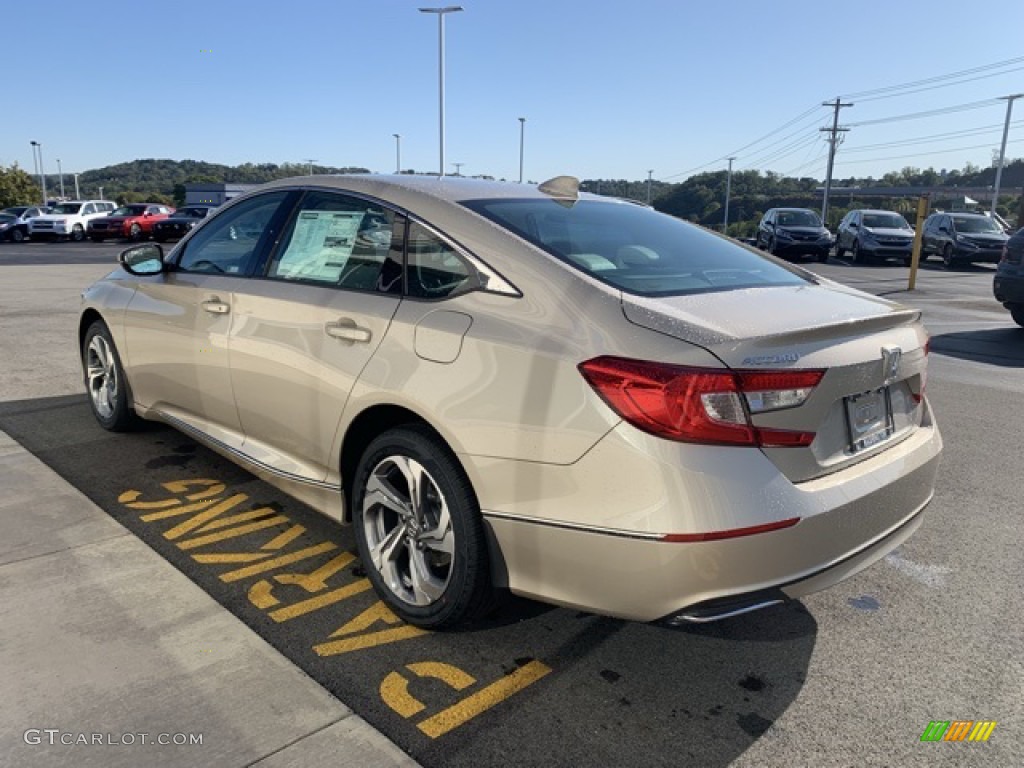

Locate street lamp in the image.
[57,158,65,199]
[73,173,80,199]
[419,6,463,177]
[393,133,402,173]
[303,159,316,176]
[453,162,464,176]
[646,170,653,204]
[30,141,47,205]
[98,186,104,201]
[991,93,1023,216]
[518,117,526,183]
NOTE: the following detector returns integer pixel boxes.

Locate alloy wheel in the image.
[361,454,455,607]
[85,334,118,420]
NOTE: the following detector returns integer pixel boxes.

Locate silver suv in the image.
[29,200,117,241]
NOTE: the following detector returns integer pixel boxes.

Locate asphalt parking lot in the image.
[1,239,1021,767]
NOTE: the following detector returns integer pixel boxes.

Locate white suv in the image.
[29,200,117,241]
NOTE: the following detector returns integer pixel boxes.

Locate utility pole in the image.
[820,98,852,226]
[646,170,654,204]
[991,93,1023,215]
[723,157,736,234]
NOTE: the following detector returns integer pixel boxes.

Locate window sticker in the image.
[276,210,365,282]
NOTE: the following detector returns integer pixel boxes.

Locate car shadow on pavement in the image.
[0,394,818,768]
[930,327,1024,368]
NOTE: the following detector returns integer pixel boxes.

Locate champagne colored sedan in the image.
[78,174,942,629]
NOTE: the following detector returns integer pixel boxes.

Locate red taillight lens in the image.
[579,356,822,447]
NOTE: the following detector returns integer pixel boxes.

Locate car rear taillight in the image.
[579,356,823,447]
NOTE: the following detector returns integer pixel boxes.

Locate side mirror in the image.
[119,243,165,275]
[849,222,859,229]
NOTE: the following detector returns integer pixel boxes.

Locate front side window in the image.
[52,203,81,214]
[113,205,147,217]
[463,198,810,297]
[177,191,291,275]
[266,191,402,293]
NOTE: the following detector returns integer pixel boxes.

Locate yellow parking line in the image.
[177,516,291,550]
[269,580,373,622]
[416,660,552,739]
[219,542,337,582]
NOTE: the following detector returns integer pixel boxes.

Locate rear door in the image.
[227,190,404,481]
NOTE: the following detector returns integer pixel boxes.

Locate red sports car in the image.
[88,204,175,242]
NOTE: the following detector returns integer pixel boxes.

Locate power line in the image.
[834,137,1024,167]
[842,120,1024,154]
[738,133,820,171]
[846,98,1000,128]
[660,103,823,180]
[840,56,1024,100]
[853,65,1024,104]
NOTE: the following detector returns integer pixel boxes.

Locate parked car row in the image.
[1,201,218,244]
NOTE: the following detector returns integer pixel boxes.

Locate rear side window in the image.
[266,190,402,294]
[462,198,810,297]
[406,221,473,299]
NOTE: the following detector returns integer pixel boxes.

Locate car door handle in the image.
[201,298,230,315]
[325,319,372,343]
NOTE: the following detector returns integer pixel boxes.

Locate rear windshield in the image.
[52,203,82,214]
[462,198,810,297]
[862,213,910,229]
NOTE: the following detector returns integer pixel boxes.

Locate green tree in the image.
[0,163,41,208]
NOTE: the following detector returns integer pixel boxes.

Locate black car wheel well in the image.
[339,404,455,522]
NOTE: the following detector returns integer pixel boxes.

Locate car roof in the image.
[255,173,604,209]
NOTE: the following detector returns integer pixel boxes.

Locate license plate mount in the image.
[844,387,894,453]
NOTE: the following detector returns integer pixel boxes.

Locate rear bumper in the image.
[475,407,942,622]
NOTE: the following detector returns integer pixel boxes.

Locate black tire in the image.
[942,244,956,270]
[816,250,829,263]
[11,227,26,243]
[81,320,140,432]
[352,425,493,629]
[851,240,860,263]
[129,223,143,242]
[767,236,777,255]
[70,223,85,242]
[835,239,845,258]
[1009,304,1024,328]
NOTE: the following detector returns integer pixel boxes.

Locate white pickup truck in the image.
[29,200,117,241]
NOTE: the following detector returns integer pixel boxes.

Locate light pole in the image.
[393,133,402,173]
[98,186,104,201]
[30,141,47,204]
[723,157,736,234]
[991,93,1023,216]
[303,159,316,176]
[419,6,463,177]
[73,173,80,199]
[57,158,65,199]
[453,162,464,176]
[518,117,526,183]
[646,170,653,204]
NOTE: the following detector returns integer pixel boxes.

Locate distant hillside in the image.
[40,158,370,205]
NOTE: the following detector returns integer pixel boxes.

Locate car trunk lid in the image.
[621,283,929,482]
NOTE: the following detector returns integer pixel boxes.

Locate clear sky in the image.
[3,0,1024,184]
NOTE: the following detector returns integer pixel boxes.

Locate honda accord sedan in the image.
[79,174,942,629]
